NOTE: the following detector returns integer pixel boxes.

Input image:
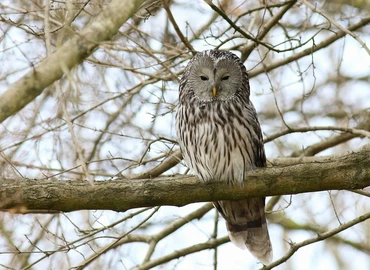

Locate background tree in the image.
[0,0,370,269]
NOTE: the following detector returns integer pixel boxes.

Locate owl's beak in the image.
[212,87,217,97]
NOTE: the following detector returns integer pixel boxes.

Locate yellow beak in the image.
[212,87,217,97]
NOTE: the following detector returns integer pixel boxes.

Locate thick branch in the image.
[1,148,370,212]
[0,0,145,123]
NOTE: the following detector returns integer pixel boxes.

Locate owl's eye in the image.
[200,76,208,81]
[221,76,230,81]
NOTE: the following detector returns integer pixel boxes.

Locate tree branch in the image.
[0,0,145,123]
[262,211,370,269]
[248,15,370,78]
[1,148,370,213]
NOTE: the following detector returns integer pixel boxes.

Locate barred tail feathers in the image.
[214,198,273,265]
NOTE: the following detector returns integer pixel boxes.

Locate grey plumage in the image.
[175,50,272,264]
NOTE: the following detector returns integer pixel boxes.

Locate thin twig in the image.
[162,0,195,54]
[302,0,370,56]
[261,211,370,269]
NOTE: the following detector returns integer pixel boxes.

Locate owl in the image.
[175,50,272,264]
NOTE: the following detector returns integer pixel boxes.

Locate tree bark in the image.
[1,148,370,213]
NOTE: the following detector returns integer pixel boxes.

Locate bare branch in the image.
[1,148,370,212]
[262,211,370,269]
[0,0,145,123]
[302,0,370,56]
[162,0,195,54]
[248,16,370,78]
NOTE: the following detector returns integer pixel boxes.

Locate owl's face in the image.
[186,51,243,102]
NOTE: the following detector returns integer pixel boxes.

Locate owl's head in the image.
[180,50,249,102]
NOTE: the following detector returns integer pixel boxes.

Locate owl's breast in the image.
[180,110,255,184]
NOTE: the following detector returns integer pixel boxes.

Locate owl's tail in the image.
[214,198,273,265]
